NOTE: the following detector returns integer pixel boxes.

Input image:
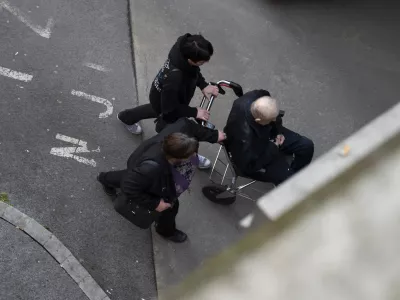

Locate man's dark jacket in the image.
[150,33,209,124]
[121,118,218,211]
[224,90,282,176]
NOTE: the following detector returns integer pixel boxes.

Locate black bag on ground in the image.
[114,193,160,229]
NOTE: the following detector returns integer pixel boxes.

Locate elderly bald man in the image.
[224,89,314,186]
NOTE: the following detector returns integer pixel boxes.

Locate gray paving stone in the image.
[79,276,110,300]
[0,201,8,217]
[61,254,91,284]
[2,206,30,229]
[23,218,53,245]
[43,234,73,264]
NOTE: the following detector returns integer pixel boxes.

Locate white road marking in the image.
[239,213,255,228]
[0,66,33,82]
[71,90,113,118]
[0,0,54,39]
[83,63,111,72]
[50,134,99,167]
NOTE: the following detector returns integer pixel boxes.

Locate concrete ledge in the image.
[0,201,111,300]
[161,101,400,299]
[43,234,73,264]
[79,276,110,300]
[61,255,91,284]
[257,101,400,220]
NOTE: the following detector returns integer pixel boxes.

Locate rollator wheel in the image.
[202,184,236,205]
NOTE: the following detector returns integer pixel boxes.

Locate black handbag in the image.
[114,193,160,229]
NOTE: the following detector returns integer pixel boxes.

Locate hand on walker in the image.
[275,134,285,146]
[202,85,219,100]
[196,108,210,121]
[155,199,171,212]
[217,130,227,143]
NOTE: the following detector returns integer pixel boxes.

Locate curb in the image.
[0,201,111,300]
[127,1,161,298]
[127,0,150,112]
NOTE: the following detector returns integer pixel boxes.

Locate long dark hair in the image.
[162,133,199,159]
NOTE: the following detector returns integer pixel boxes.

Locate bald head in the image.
[250,96,279,125]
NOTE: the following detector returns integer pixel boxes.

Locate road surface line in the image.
[71,90,113,118]
[0,0,54,39]
[50,134,98,167]
[83,63,111,72]
[0,201,110,300]
[0,66,33,82]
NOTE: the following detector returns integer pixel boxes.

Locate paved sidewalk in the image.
[128,0,400,298]
[0,201,110,300]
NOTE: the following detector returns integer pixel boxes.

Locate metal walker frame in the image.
[208,144,260,202]
[199,80,272,205]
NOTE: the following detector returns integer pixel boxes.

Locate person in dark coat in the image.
[97,118,226,243]
[224,89,314,186]
[117,33,219,169]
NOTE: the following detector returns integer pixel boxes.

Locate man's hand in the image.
[202,85,219,100]
[196,108,210,121]
[155,199,171,212]
[275,134,285,146]
[217,130,227,143]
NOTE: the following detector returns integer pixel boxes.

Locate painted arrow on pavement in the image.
[0,0,54,39]
[71,90,113,119]
[50,134,100,167]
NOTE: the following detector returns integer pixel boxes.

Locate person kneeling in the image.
[97,118,226,243]
[224,89,314,186]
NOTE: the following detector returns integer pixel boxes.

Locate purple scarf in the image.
[170,155,199,196]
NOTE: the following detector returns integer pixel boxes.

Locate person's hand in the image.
[217,130,227,143]
[155,199,171,212]
[202,85,219,100]
[196,108,210,121]
[275,134,285,146]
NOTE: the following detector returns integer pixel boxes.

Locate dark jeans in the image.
[118,103,158,125]
[252,127,314,186]
[118,86,160,125]
[98,170,178,236]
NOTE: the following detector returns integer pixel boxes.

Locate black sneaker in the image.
[157,229,187,243]
[97,173,117,196]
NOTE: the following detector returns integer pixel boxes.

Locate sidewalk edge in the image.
[0,202,111,300]
[127,1,160,299]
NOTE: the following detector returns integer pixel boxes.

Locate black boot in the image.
[97,173,117,196]
[157,229,187,243]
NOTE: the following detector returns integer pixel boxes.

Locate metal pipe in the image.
[199,95,207,109]
[221,163,229,185]
[209,145,223,181]
[206,95,215,111]
[236,180,257,191]
[222,146,236,178]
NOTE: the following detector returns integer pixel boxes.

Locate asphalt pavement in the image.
[2,0,400,299]
[0,218,87,300]
[0,1,156,299]
[129,0,400,296]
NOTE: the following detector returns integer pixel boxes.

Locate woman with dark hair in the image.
[98,118,226,243]
[117,33,219,169]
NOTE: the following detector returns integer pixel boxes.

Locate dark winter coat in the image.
[224,90,283,176]
[121,118,218,210]
[149,33,209,125]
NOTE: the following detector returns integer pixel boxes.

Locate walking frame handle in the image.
[199,80,244,127]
